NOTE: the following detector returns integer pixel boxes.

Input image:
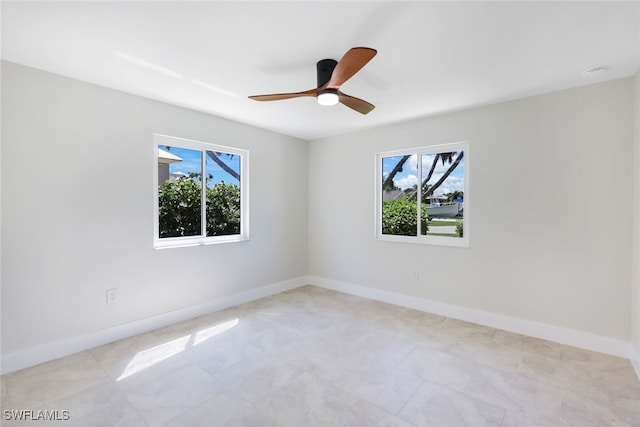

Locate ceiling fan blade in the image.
[249,88,316,101]
[325,47,377,89]
[338,91,375,115]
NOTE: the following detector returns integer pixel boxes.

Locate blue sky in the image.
[160,145,240,187]
[382,152,464,195]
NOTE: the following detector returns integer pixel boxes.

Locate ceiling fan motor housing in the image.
[317,59,338,88]
[249,47,376,114]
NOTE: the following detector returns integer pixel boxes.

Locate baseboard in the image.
[4,275,635,376]
[308,276,633,360]
[1,276,307,375]
[632,347,640,381]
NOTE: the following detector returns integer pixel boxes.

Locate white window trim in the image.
[375,141,469,248]
[153,134,249,249]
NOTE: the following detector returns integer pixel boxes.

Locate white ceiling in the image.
[2,1,639,140]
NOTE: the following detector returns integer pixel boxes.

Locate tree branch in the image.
[206,151,240,182]
[382,155,411,190]
[424,151,464,197]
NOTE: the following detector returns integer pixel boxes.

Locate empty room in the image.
[1,1,640,426]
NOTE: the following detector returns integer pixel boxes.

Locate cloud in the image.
[428,174,464,195]
[421,153,464,174]
[406,154,419,171]
[385,151,465,192]
[394,173,418,190]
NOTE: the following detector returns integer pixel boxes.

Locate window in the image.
[154,134,249,248]
[376,142,468,247]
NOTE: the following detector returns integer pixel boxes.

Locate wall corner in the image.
[632,67,640,380]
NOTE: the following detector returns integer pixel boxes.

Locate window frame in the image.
[153,134,249,249]
[375,141,469,247]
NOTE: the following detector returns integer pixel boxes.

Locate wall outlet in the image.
[411,270,419,280]
[106,288,117,304]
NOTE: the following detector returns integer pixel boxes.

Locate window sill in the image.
[154,235,249,250]
[376,233,469,248]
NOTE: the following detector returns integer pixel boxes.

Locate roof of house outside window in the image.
[158,148,182,164]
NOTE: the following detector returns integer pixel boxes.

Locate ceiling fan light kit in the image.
[317,89,339,106]
[249,47,377,114]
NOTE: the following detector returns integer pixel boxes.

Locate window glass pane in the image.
[421,151,465,238]
[158,145,202,238]
[381,155,419,236]
[205,151,241,237]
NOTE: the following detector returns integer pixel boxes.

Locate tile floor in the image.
[1,285,639,426]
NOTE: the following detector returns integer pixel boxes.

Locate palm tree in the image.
[423,151,463,197]
[382,155,411,190]
[398,151,463,201]
[207,151,240,182]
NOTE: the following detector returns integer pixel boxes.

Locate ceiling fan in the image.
[249,47,377,115]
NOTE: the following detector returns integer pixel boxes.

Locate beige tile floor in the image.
[1,285,639,426]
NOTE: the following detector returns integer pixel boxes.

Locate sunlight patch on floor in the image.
[194,318,239,346]
[117,335,190,381]
[117,318,240,381]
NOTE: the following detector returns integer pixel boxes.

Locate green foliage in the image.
[382,199,428,236]
[445,191,464,203]
[206,181,240,236]
[158,177,240,238]
[456,220,464,238]
[158,178,202,238]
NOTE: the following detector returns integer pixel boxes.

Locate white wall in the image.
[2,60,637,372]
[308,78,634,345]
[633,69,640,373]
[1,61,308,361]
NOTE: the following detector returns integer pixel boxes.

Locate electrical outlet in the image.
[411,270,419,280]
[106,288,117,304]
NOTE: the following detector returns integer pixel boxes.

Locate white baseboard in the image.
[1,276,306,375]
[632,347,640,381]
[308,276,633,361]
[4,275,636,379]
